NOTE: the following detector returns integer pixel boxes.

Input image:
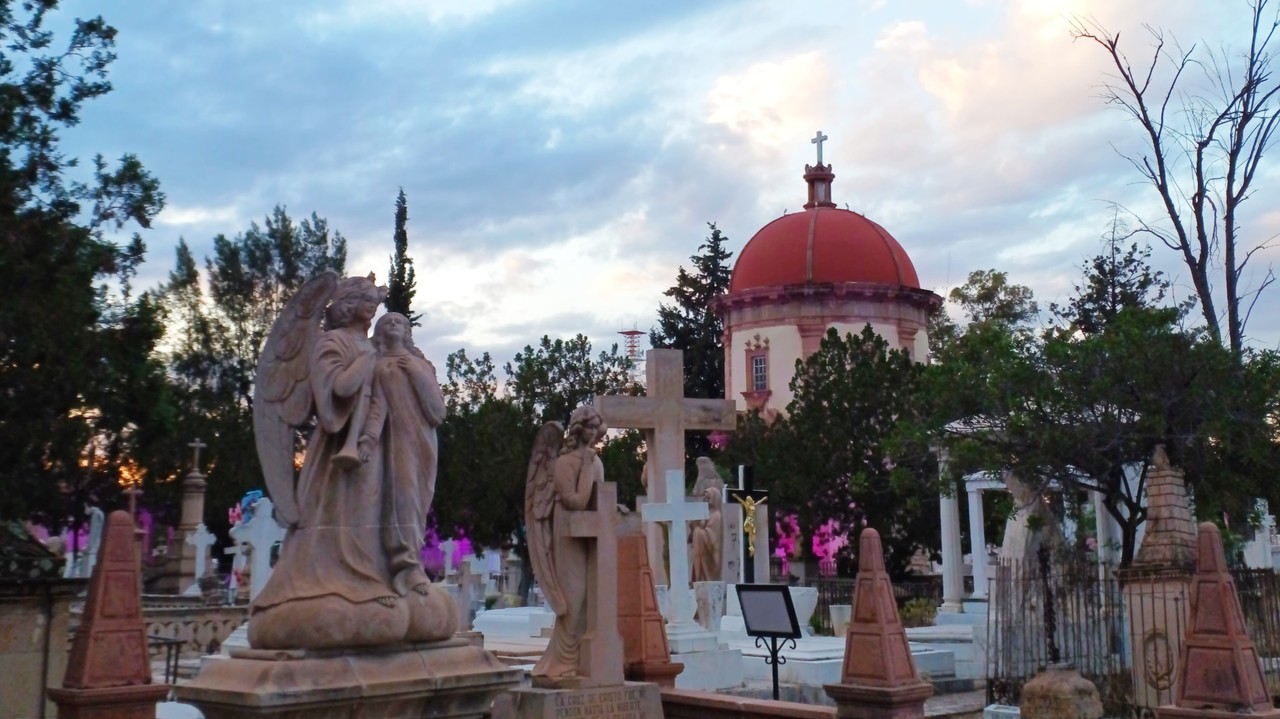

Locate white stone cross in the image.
[229,497,286,602]
[811,130,829,164]
[641,470,708,628]
[182,523,217,595]
[440,539,458,578]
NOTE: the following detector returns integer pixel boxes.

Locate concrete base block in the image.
[175,638,521,719]
[671,647,744,690]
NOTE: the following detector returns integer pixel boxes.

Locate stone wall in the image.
[69,597,247,659]
[142,604,247,657]
[0,579,83,719]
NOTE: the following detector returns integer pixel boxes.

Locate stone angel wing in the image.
[524,421,566,614]
[525,421,564,522]
[252,270,339,529]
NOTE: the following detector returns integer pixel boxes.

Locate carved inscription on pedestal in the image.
[553,687,648,719]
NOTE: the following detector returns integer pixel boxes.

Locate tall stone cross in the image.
[182,523,217,596]
[179,438,210,590]
[727,465,769,584]
[641,470,709,634]
[564,481,624,687]
[596,348,736,583]
[811,130,829,164]
[188,437,207,471]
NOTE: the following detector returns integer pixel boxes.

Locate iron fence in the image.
[804,574,942,635]
[986,556,1280,718]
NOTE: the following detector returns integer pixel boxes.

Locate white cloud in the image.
[156,203,242,228]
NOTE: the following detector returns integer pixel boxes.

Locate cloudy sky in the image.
[62,0,1280,366]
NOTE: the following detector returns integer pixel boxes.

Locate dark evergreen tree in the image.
[650,222,734,462]
[0,2,170,526]
[385,188,421,326]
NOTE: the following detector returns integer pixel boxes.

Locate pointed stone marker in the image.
[48,510,170,718]
[824,527,932,719]
[617,533,683,687]
[1158,522,1280,719]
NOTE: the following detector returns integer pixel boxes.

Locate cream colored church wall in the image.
[829,320,930,361]
[729,324,802,412]
[830,321,896,348]
[729,319,930,414]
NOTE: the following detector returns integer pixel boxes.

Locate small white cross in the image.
[186,523,217,578]
[811,130,829,165]
[641,470,708,627]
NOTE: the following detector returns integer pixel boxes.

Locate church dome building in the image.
[713,140,941,415]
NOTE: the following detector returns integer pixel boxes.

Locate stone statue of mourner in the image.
[248,271,456,649]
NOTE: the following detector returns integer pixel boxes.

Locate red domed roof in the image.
[728,164,920,293]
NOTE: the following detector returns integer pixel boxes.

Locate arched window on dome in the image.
[742,334,771,411]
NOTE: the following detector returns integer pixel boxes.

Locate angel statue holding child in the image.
[248,272,457,650]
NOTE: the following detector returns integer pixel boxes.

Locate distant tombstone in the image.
[182,523,218,597]
[63,506,105,579]
[440,538,458,580]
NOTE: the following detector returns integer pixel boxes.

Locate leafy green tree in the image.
[651,223,733,461]
[434,337,636,603]
[504,334,634,425]
[434,349,535,602]
[0,2,169,527]
[926,253,1280,565]
[948,269,1039,330]
[161,207,346,540]
[781,326,937,576]
[384,188,421,326]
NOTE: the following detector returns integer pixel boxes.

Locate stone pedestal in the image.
[693,581,724,633]
[177,467,208,591]
[48,511,172,719]
[1158,523,1280,719]
[1020,664,1103,719]
[1120,446,1198,709]
[826,681,934,719]
[45,685,170,719]
[825,528,932,719]
[503,682,663,719]
[175,639,522,719]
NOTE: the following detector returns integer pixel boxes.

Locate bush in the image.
[899,597,937,628]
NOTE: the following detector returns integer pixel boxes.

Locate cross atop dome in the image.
[803,130,835,209]
[811,130,829,165]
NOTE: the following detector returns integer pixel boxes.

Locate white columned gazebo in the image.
[937,460,1004,611]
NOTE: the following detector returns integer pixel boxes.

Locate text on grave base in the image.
[553,687,647,719]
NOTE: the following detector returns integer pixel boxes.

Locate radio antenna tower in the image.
[618,325,646,388]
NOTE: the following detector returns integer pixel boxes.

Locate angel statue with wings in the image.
[524,405,607,681]
[247,272,457,650]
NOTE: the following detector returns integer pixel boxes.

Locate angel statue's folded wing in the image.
[524,421,565,614]
[252,271,339,528]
